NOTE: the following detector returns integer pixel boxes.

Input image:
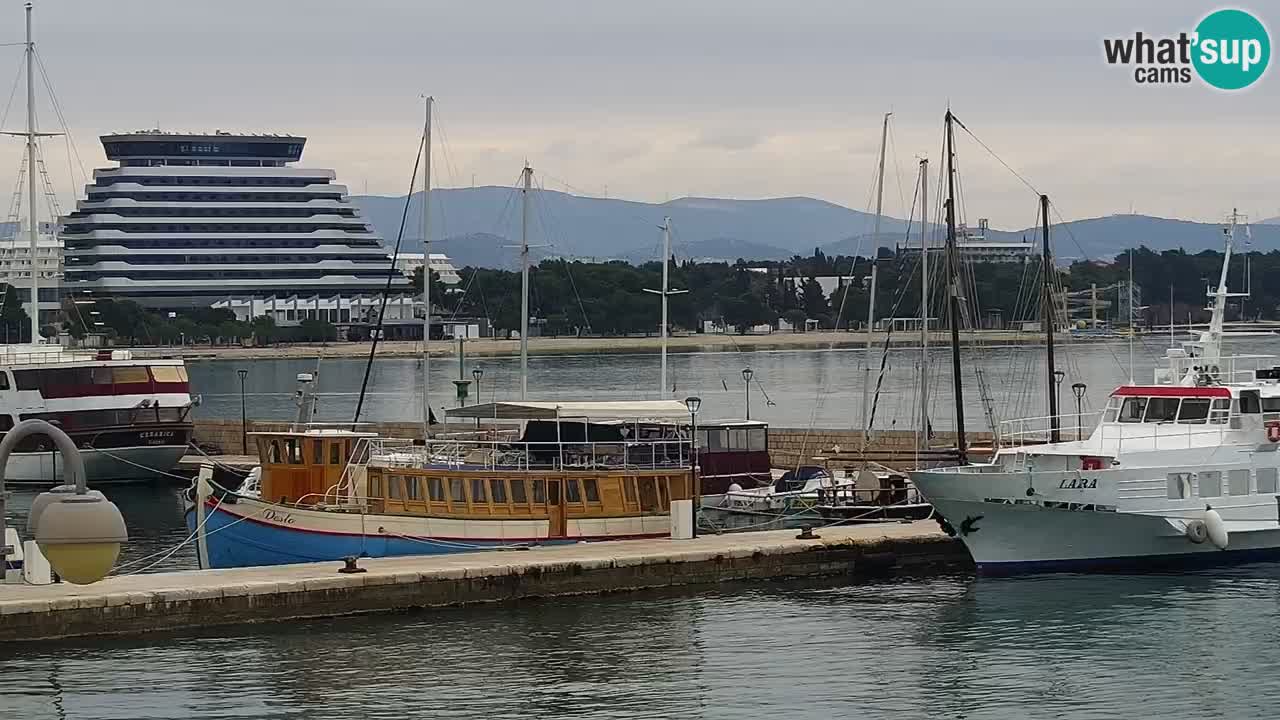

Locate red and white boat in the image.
[0,345,194,485]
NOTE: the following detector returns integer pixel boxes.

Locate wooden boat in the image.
[186,401,696,569]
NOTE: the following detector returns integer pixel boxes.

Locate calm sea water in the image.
[3,568,1280,719]
[188,334,1280,432]
[4,339,1280,718]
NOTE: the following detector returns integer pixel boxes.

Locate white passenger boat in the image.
[911,216,1280,573]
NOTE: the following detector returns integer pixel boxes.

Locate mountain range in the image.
[351,188,1280,269]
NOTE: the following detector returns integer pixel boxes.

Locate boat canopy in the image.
[445,400,692,422]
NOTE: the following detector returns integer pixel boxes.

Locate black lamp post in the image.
[1072,382,1087,441]
[1052,369,1065,437]
[685,395,702,538]
[471,366,484,429]
[237,368,249,455]
[742,367,753,420]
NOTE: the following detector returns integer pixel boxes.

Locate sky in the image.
[0,0,1277,231]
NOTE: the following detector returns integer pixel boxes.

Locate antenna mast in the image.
[943,111,967,464]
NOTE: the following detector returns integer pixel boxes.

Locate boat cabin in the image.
[252,429,377,505]
[695,420,771,492]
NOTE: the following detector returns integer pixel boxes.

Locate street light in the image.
[2,419,127,584]
[741,367,754,420]
[1052,369,1066,439]
[1072,382,1088,441]
[685,396,702,538]
[237,368,249,455]
[472,366,484,429]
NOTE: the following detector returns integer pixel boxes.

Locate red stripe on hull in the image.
[1111,385,1231,398]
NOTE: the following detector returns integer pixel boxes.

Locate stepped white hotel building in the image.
[61,131,411,313]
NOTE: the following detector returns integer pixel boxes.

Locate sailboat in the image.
[910,209,1280,573]
[185,115,698,569]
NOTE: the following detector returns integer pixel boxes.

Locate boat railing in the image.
[998,411,1105,450]
[1157,353,1279,385]
[362,436,696,473]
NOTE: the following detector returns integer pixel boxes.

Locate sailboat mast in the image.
[861,112,890,447]
[421,96,433,438]
[1041,194,1059,443]
[25,2,38,344]
[520,164,532,400]
[660,217,671,395]
[1128,249,1135,384]
[943,111,967,464]
[918,158,930,451]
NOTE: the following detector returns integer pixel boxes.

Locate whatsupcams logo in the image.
[1103,8,1270,90]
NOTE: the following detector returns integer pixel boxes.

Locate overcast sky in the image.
[0,0,1276,230]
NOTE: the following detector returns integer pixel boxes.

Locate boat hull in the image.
[5,443,189,485]
[185,495,671,569]
[927,496,1280,574]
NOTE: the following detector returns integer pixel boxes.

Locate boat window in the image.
[91,367,114,384]
[510,479,528,504]
[448,478,466,503]
[151,366,187,383]
[368,474,382,498]
[1102,397,1121,423]
[565,479,582,503]
[389,475,404,500]
[1259,467,1278,494]
[1167,472,1192,499]
[704,429,728,452]
[657,478,670,507]
[748,428,767,451]
[490,478,508,504]
[729,429,749,451]
[623,477,637,503]
[406,476,421,500]
[1143,397,1179,423]
[532,479,546,504]
[0,372,10,390]
[428,477,445,502]
[1264,397,1280,414]
[113,366,150,384]
[13,370,38,391]
[637,477,658,511]
[1198,470,1221,498]
[695,429,708,449]
[312,439,323,464]
[1229,469,1250,496]
[267,439,281,464]
[1177,399,1210,424]
[1118,397,1148,423]
[329,442,341,465]
[1210,398,1231,424]
[584,478,600,503]
[287,439,302,464]
[1240,391,1262,414]
[470,478,488,504]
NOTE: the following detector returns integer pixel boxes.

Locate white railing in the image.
[1157,352,1279,386]
[363,436,696,474]
[999,411,1238,455]
[998,411,1105,450]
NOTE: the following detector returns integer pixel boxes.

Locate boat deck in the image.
[0,521,964,642]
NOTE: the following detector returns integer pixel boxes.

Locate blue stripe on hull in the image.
[185,505,562,569]
[977,545,1280,576]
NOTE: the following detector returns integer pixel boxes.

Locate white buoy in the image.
[1204,506,1229,550]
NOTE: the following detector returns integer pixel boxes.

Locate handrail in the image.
[360,436,696,473]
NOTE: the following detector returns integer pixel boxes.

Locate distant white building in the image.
[395,252,462,285]
[900,217,1036,264]
[0,221,62,326]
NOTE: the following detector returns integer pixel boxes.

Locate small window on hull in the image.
[1259,468,1279,494]
[1198,471,1222,498]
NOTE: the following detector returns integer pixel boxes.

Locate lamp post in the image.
[472,366,484,429]
[1072,382,1087,441]
[1,419,127,585]
[237,368,249,455]
[685,395,702,538]
[1052,369,1065,440]
[742,367,753,420]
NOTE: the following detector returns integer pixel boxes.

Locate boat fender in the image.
[727,482,743,493]
[935,515,957,537]
[1185,520,1208,544]
[1204,506,1228,550]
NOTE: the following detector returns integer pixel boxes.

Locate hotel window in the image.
[1198,471,1222,498]
[470,478,488,504]
[509,479,527,504]
[448,478,465,503]
[490,479,508,504]
[584,478,600,503]
[565,479,582,503]
[1258,468,1278,494]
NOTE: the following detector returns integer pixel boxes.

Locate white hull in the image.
[3,444,188,485]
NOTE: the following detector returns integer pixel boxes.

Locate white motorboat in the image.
[912,213,1280,573]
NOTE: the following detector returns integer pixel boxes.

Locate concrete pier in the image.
[0,522,967,642]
